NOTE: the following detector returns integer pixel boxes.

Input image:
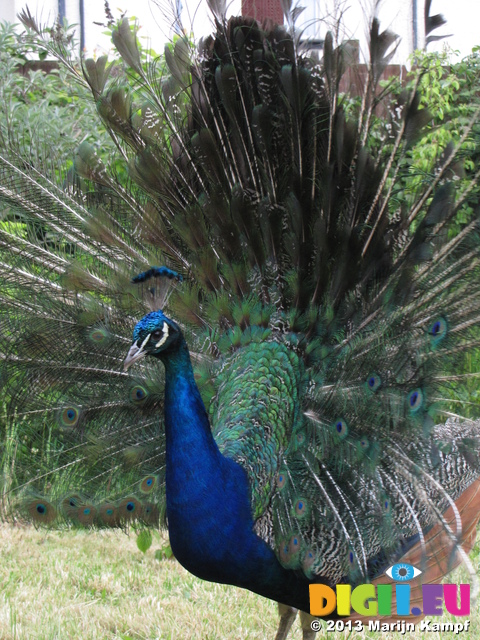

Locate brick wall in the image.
[242,0,283,24]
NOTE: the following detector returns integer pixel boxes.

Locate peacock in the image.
[1,1,480,638]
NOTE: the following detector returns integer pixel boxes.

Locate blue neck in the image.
[162,339,220,468]
[158,336,311,612]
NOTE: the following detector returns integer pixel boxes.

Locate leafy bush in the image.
[0,21,116,172]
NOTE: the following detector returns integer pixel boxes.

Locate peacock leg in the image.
[275,603,298,640]
[299,610,317,639]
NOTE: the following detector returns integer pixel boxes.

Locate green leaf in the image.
[154,543,174,560]
[136,529,153,553]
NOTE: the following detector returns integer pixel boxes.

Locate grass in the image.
[0,524,478,639]
[0,524,281,640]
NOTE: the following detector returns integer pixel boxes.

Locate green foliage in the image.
[381,47,480,211]
[0,13,192,194]
[0,22,115,172]
[387,47,480,413]
[136,529,153,553]
[408,48,480,190]
[155,543,174,560]
[0,20,136,499]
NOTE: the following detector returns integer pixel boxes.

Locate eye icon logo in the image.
[385,563,422,581]
[309,559,470,618]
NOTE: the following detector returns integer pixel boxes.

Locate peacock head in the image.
[123,310,181,370]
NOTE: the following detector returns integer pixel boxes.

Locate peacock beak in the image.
[123,335,150,371]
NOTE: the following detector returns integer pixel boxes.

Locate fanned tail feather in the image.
[0,5,479,625]
[347,475,480,623]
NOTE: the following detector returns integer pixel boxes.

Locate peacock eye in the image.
[152,330,163,339]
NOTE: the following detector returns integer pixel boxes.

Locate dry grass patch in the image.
[0,524,282,639]
[0,524,478,639]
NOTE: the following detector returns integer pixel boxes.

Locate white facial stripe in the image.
[140,333,151,348]
[155,322,169,348]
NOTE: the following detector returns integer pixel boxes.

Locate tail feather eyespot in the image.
[407,388,424,413]
[334,419,348,439]
[25,499,57,525]
[366,373,382,392]
[118,496,143,522]
[140,475,158,493]
[98,503,119,527]
[57,406,81,428]
[428,316,448,344]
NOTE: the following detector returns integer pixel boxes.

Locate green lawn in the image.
[0,524,478,639]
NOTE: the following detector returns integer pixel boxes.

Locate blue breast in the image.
[160,340,311,611]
